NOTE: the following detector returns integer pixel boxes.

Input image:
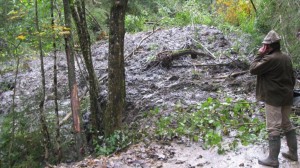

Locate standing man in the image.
[250,30,298,167]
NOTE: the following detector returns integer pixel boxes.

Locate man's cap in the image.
[262,30,281,44]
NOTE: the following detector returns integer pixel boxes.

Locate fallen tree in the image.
[145,49,214,70]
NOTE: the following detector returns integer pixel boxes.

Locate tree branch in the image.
[154,49,214,68]
[249,0,257,13]
[125,28,161,60]
[190,38,216,59]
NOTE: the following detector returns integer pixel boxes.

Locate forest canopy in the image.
[0,0,300,65]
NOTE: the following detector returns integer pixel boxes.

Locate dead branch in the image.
[213,70,249,79]
[59,86,89,126]
[59,112,72,126]
[169,49,215,60]
[190,38,216,59]
[154,49,214,68]
[229,70,249,78]
[250,0,257,13]
[85,8,102,31]
[125,28,161,60]
[92,0,101,5]
[171,63,231,68]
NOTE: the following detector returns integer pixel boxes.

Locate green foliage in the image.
[254,0,275,34]
[0,92,80,167]
[0,63,15,75]
[125,0,214,32]
[85,0,110,41]
[255,0,300,68]
[125,15,146,33]
[178,0,213,26]
[154,97,266,153]
[290,114,300,127]
[144,107,160,118]
[0,0,71,63]
[94,130,131,156]
[0,108,44,168]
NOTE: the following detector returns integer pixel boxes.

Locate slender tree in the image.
[105,0,128,136]
[35,0,51,163]
[62,0,83,160]
[4,0,17,166]
[8,42,21,168]
[51,0,62,163]
[70,0,103,140]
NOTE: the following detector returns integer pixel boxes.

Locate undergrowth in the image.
[94,130,133,156]
[0,106,45,168]
[94,97,266,156]
[151,97,266,154]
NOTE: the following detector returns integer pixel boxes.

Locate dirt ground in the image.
[53,140,300,168]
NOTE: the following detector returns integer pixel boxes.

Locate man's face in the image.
[258,44,271,56]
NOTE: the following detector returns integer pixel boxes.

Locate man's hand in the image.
[258,44,271,56]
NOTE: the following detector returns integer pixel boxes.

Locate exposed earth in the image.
[1,25,300,168]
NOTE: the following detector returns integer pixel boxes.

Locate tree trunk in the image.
[51,0,62,163]
[105,0,128,136]
[62,0,83,160]
[35,0,51,163]
[8,48,20,168]
[70,0,104,142]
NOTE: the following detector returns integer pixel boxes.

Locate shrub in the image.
[154,97,266,154]
[0,110,44,168]
[94,130,132,156]
[215,0,256,33]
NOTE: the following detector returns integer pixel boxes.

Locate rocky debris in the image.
[0,25,255,117]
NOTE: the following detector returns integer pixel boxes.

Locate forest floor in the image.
[1,25,300,168]
[54,141,300,168]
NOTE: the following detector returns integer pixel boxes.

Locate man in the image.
[250,30,298,167]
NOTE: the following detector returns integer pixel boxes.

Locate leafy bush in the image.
[154,97,266,154]
[0,109,44,168]
[0,96,74,167]
[214,0,256,34]
[94,130,132,156]
[125,15,146,33]
[125,0,215,32]
[255,0,300,68]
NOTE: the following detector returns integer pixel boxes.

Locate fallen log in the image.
[171,63,231,68]
[213,70,249,79]
[146,49,214,69]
